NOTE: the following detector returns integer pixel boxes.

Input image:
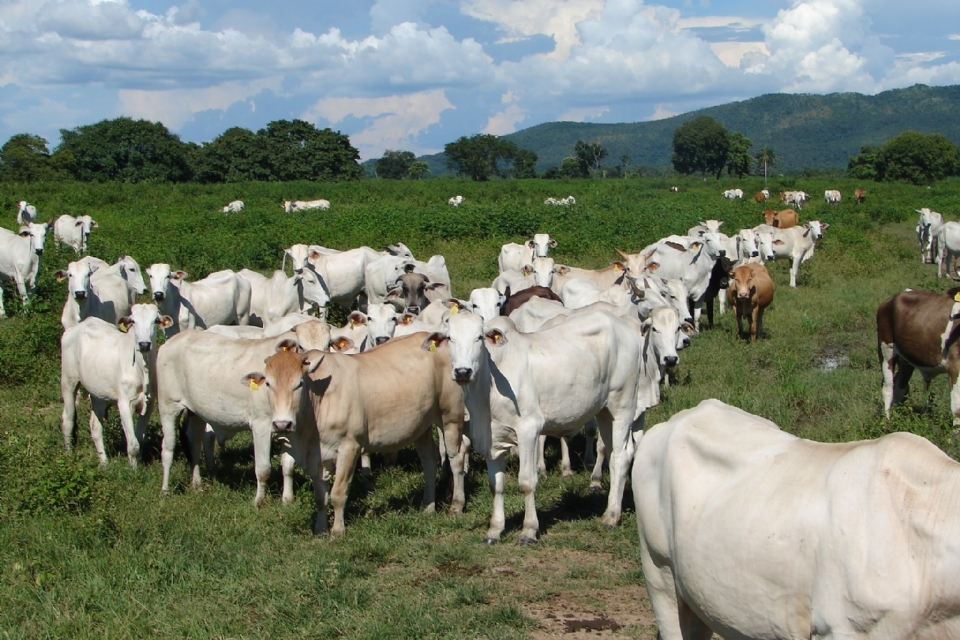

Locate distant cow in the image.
[727,263,773,342]
[753,190,767,203]
[0,222,49,316]
[668,186,679,193]
[16,201,37,225]
[823,189,841,205]
[222,200,244,213]
[854,187,866,204]
[722,188,743,199]
[283,199,330,213]
[53,214,98,254]
[935,221,960,278]
[916,207,944,264]
[634,398,960,640]
[448,195,464,207]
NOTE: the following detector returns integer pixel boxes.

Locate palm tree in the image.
[755,147,776,187]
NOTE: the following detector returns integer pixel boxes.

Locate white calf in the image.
[54,215,98,254]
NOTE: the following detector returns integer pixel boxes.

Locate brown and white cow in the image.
[763,208,800,229]
[243,332,467,536]
[727,263,773,342]
[877,288,960,425]
[854,187,866,204]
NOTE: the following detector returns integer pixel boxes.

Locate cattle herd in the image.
[7,188,960,638]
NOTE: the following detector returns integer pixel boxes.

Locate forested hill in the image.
[414,84,960,174]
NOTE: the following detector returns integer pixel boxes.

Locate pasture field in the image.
[0,176,958,638]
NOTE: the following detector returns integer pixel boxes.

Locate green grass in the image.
[0,176,958,638]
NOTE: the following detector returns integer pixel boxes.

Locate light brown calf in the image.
[854,187,866,204]
[244,332,466,536]
[727,263,774,342]
[763,208,800,229]
[754,191,767,203]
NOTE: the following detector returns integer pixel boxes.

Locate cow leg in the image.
[790,255,801,287]
[735,306,745,339]
[750,305,760,342]
[640,547,713,640]
[559,436,573,477]
[516,422,542,544]
[285,428,328,534]
[60,376,80,452]
[691,300,703,333]
[879,342,897,418]
[0,286,6,317]
[159,403,182,494]
[949,366,960,427]
[439,422,466,515]
[330,441,360,537]
[203,425,217,474]
[705,296,714,327]
[718,290,726,316]
[117,398,141,468]
[359,452,372,478]
[88,399,110,466]
[601,411,632,528]
[280,451,296,505]
[134,395,153,467]
[892,360,915,410]
[484,451,508,544]
[250,424,273,508]
[583,419,597,468]
[756,307,766,341]
[413,429,440,514]
[536,434,547,475]
[591,419,610,492]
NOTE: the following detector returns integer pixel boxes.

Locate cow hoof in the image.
[589,485,603,494]
[483,536,499,545]
[518,536,538,546]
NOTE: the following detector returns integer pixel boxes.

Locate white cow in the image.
[497,234,556,273]
[239,269,331,326]
[57,259,139,330]
[551,262,628,295]
[781,190,809,209]
[428,311,642,543]
[916,207,945,264]
[16,200,37,225]
[283,199,330,213]
[469,287,505,323]
[0,222,48,316]
[53,214,98,254]
[146,264,252,335]
[222,200,244,213]
[936,220,960,278]
[764,221,829,287]
[722,188,743,199]
[448,195,464,206]
[60,304,172,467]
[823,189,841,205]
[492,257,555,294]
[634,398,960,640]
[156,330,329,519]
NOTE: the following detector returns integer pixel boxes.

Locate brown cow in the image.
[877,288,960,424]
[500,285,562,317]
[763,208,800,229]
[754,191,767,203]
[243,332,466,536]
[727,263,773,342]
[854,187,866,204]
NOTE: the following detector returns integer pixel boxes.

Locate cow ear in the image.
[647,261,661,272]
[302,350,325,374]
[276,338,298,353]
[640,318,653,336]
[441,298,462,313]
[611,261,625,272]
[330,337,354,353]
[75,220,84,227]
[173,270,188,280]
[773,239,785,245]
[384,287,402,301]
[309,251,321,261]
[549,239,557,248]
[399,312,416,325]
[555,265,570,275]
[55,270,67,282]
[521,265,533,276]
[822,223,830,230]
[422,332,448,352]
[485,328,507,346]
[18,229,31,238]
[728,270,736,279]
[241,373,265,391]
[688,242,701,251]
[680,322,696,335]
[91,220,98,228]
[526,239,536,249]
[157,315,174,328]
[347,311,367,327]
[117,317,134,333]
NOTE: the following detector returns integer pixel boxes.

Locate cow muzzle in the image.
[73,291,87,300]
[138,342,152,352]
[453,367,473,384]
[153,292,165,301]
[407,305,420,315]
[751,251,759,257]
[738,291,750,299]
[35,249,43,256]
[375,336,389,346]
[663,356,679,367]
[272,420,293,433]
[718,249,726,257]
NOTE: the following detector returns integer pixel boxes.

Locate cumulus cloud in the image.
[118,79,279,130]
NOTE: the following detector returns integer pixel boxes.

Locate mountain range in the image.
[399,84,960,175]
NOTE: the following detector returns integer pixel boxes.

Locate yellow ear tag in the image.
[614,264,622,271]
[429,341,438,353]
[954,292,960,303]
[119,324,129,333]
[450,304,459,315]
[249,380,259,391]
[349,319,355,329]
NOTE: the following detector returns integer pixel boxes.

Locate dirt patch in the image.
[525,587,657,639]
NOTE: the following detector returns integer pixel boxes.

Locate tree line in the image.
[0,118,363,184]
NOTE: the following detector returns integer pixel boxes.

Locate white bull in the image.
[53,214,98,254]
[147,264,252,336]
[0,222,48,316]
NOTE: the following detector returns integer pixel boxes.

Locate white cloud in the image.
[118,79,279,130]
[649,104,678,120]
[710,41,769,68]
[895,52,945,64]
[676,15,765,30]
[558,105,610,121]
[482,105,528,135]
[950,34,960,41]
[303,89,455,159]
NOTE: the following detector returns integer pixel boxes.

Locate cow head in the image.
[118,303,172,352]
[469,287,505,323]
[531,257,555,289]
[806,221,829,240]
[640,307,693,368]
[364,303,399,346]
[424,312,506,384]
[526,233,557,257]
[736,228,759,259]
[386,270,431,314]
[116,255,147,294]
[728,265,755,300]
[146,263,186,301]
[19,222,49,256]
[243,343,324,433]
[284,244,311,274]
[293,268,331,314]
[754,229,776,262]
[57,260,98,300]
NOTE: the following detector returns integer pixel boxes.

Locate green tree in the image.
[510,148,538,179]
[57,118,193,183]
[847,145,878,180]
[574,140,607,177]
[620,154,632,178]
[754,146,777,184]
[671,116,730,179]
[874,131,959,185]
[726,132,753,179]
[375,149,416,179]
[559,157,583,179]
[408,161,429,180]
[256,119,362,182]
[444,134,530,181]
[0,134,65,182]
[191,127,266,183]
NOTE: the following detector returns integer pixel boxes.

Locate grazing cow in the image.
[0,222,49,316]
[53,214,98,254]
[222,200,244,213]
[156,330,330,518]
[916,207,945,264]
[57,259,139,330]
[283,199,330,213]
[765,221,829,287]
[147,264,252,335]
[248,332,467,536]
[877,288,960,424]
[634,398,960,640]
[543,197,558,205]
[16,201,38,225]
[60,304,172,467]
[763,208,800,228]
[823,189,841,205]
[935,221,960,278]
[239,269,331,325]
[727,263,773,342]
[854,187,866,204]
[448,195,464,206]
[428,311,642,543]
[668,186,679,193]
[722,188,743,199]
[781,190,808,209]
[753,190,768,203]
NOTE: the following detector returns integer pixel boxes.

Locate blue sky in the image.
[1,0,959,160]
